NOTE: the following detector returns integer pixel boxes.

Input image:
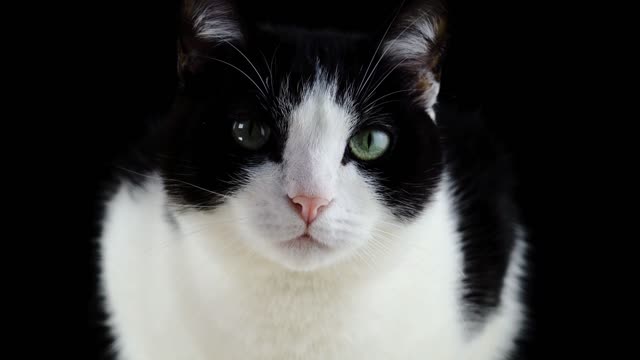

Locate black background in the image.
[84,0,575,358]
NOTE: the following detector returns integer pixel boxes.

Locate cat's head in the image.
[152,0,447,271]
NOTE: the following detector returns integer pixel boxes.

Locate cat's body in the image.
[99,1,528,359]
[102,175,525,360]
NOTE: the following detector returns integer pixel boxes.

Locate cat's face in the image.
[155,0,446,270]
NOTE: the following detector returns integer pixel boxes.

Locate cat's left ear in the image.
[383,0,447,119]
[177,0,245,80]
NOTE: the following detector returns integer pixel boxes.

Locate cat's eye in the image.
[232,119,270,150]
[349,128,391,161]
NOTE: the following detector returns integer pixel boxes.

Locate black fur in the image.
[438,100,521,322]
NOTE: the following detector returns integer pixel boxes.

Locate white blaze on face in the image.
[283,78,355,200]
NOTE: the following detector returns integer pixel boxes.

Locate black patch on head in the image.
[121,0,446,223]
[157,25,379,209]
[132,8,447,217]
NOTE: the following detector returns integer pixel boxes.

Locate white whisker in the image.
[162,179,234,200]
[224,41,269,94]
[203,56,266,98]
[358,15,422,102]
[361,56,410,105]
[356,0,408,98]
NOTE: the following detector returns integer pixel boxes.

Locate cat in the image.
[98,0,528,359]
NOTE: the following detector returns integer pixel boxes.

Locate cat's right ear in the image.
[177,0,244,80]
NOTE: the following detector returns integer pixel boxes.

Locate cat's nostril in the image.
[289,195,331,225]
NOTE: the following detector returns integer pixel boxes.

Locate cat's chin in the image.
[266,235,348,272]
[280,235,330,251]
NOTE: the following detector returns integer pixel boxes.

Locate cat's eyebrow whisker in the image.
[355,0,408,98]
[363,88,418,113]
[361,56,410,105]
[357,14,421,102]
[224,41,269,94]
[202,55,267,99]
[363,100,401,115]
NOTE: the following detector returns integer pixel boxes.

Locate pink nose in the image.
[290,195,330,224]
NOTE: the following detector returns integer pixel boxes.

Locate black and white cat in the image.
[99,0,528,359]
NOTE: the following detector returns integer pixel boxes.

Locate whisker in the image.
[361,56,410,105]
[162,181,234,201]
[353,245,378,271]
[168,202,220,210]
[117,167,161,181]
[363,88,418,113]
[368,235,394,255]
[224,41,268,94]
[269,44,281,92]
[258,50,273,92]
[355,0,408,98]
[375,220,405,230]
[202,55,266,98]
[364,100,402,115]
[358,15,422,102]
[371,227,399,239]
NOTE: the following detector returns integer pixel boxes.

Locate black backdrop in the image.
[86,1,563,358]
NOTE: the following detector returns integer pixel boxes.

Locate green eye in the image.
[232,119,270,150]
[349,128,391,161]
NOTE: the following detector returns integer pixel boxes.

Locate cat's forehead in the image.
[250,25,376,94]
[255,25,373,66]
[242,27,397,130]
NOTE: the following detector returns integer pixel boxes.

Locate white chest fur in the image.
[100,178,524,360]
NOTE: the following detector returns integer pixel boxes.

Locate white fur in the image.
[384,14,439,62]
[100,76,525,359]
[464,235,527,359]
[383,12,443,116]
[192,1,241,42]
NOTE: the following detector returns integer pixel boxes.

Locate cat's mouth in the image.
[280,234,330,251]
